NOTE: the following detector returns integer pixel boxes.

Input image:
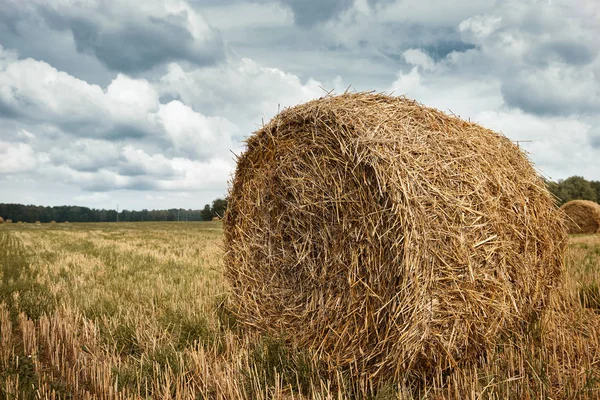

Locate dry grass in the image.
[0,223,599,399]
[561,200,600,234]
[225,93,567,384]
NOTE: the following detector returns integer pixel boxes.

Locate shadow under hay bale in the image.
[224,93,567,383]
[560,200,600,234]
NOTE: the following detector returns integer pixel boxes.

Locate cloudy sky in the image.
[0,0,598,210]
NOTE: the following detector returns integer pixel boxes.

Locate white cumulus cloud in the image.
[0,142,39,173]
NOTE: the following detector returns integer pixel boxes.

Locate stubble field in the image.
[1,222,599,399]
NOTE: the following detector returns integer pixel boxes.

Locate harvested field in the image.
[0,222,599,398]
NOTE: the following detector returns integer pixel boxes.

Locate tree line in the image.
[0,198,227,223]
[1,176,598,223]
[546,176,600,206]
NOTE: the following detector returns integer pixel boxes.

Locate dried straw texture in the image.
[560,200,600,234]
[224,93,567,381]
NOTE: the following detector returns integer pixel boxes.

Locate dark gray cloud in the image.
[42,9,225,73]
[79,178,153,193]
[380,38,475,64]
[116,147,179,178]
[422,40,476,60]
[39,8,225,73]
[546,41,596,66]
[0,4,113,86]
[0,100,22,119]
[500,83,565,116]
[117,164,162,177]
[278,0,354,26]
[0,0,226,75]
[122,180,159,191]
[0,96,152,142]
[501,72,600,117]
[588,126,600,149]
[80,176,159,192]
[526,40,597,68]
[102,125,155,141]
[48,140,120,172]
[53,121,150,141]
[377,24,463,59]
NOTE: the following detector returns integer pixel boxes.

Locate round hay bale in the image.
[50,220,56,224]
[35,221,41,225]
[224,93,567,380]
[212,216,221,222]
[0,217,3,224]
[560,200,600,234]
[5,219,12,224]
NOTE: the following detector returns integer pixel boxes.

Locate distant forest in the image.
[1,176,599,223]
[0,198,227,223]
[546,176,600,206]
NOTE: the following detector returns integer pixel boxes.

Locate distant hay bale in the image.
[5,219,12,224]
[35,221,41,225]
[560,200,600,234]
[0,217,3,224]
[224,93,567,381]
[51,220,56,224]
[212,216,221,222]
